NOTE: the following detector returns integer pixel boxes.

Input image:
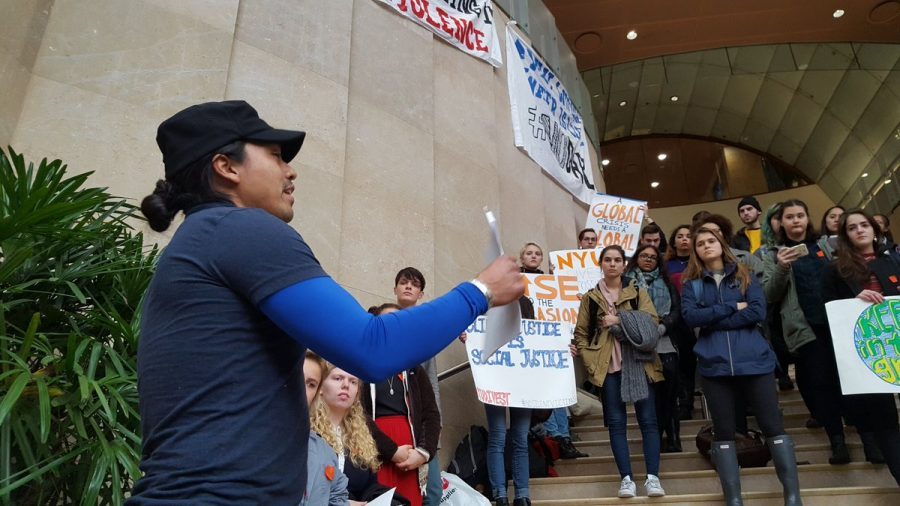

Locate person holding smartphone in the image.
[762,199,849,465]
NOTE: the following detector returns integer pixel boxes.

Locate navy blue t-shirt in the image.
[129,203,326,505]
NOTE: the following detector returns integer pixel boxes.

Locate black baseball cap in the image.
[156,100,306,179]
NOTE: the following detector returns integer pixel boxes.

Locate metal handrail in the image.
[437,361,471,382]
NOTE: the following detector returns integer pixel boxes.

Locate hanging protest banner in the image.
[547,249,603,295]
[825,297,900,395]
[466,317,577,409]
[373,0,502,67]
[584,193,646,257]
[506,24,596,204]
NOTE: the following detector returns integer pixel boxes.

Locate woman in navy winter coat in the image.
[681,227,801,506]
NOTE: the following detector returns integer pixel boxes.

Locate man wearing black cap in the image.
[732,196,762,254]
[129,100,524,504]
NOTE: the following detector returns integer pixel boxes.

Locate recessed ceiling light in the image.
[833,9,845,18]
[601,159,610,166]
[657,153,668,161]
[592,94,600,98]
[626,30,638,40]
[670,95,679,102]
[650,181,660,188]
[861,172,869,178]
[886,179,893,184]
[618,100,628,107]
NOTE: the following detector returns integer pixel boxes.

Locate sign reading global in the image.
[853,299,900,386]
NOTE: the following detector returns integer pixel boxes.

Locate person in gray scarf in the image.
[574,245,665,499]
[625,244,684,453]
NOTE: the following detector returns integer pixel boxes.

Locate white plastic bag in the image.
[439,472,491,505]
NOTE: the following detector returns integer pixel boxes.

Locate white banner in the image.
[374,0,502,67]
[547,249,603,296]
[824,297,900,395]
[505,25,596,204]
[585,193,646,257]
[466,317,577,409]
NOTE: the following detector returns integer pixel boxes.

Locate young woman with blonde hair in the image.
[311,362,410,505]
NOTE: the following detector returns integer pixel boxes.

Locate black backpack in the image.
[448,425,490,491]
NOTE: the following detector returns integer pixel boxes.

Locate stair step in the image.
[571,413,813,440]
[571,427,838,455]
[530,486,900,505]
[525,463,894,500]
[574,399,810,425]
[553,443,866,475]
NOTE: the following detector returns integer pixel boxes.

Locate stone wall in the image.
[5,0,603,467]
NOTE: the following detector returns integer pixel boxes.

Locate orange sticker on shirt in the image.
[816,250,825,257]
[325,466,335,481]
[890,275,898,284]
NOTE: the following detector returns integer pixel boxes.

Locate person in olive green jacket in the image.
[574,245,665,499]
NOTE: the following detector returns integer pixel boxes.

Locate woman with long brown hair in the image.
[823,210,900,484]
[682,227,800,506]
[762,199,849,465]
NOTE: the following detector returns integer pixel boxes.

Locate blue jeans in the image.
[423,453,442,505]
[543,407,570,438]
[601,372,661,478]
[484,404,531,499]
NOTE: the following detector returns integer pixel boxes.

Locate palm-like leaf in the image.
[0,147,156,504]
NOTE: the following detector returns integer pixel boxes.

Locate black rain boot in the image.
[859,431,886,464]
[513,498,532,506]
[494,498,509,506]
[767,435,803,506]
[828,433,851,465]
[874,430,900,486]
[670,416,683,452]
[712,441,743,506]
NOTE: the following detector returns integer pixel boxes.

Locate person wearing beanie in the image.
[732,196,763,254]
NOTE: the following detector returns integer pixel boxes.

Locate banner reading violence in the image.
[547,249,603,296]
[584,193,646,257]
[825,297,900,395]
[505,24,596,204]
[466,317,577,409]
[374,0,502,67]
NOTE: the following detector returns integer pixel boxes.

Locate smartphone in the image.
[788,243,809,257]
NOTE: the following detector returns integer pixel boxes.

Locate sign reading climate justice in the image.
[585,193,646,258]
[466,316,577,409]
[505,24,596,204]
[374,0,502,67]
[825,297,900,395]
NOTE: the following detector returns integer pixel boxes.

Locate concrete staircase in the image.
[529,380,900,505]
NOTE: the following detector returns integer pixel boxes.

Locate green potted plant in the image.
[0,147,157,504]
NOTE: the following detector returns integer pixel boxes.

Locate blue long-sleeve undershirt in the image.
[260,276,488,383]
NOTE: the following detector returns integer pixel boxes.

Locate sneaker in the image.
[617,476,636,498]
[644,474,666,497]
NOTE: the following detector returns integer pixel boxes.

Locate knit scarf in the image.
[630,268,671,317]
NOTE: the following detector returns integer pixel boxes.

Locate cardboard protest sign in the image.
[505,25,596,204]
[825,296,900,395]
[584,194,646,257]
[466,317,577,409]
[547,249,603,295]
[374,0,502,67]
[521,273,581,330]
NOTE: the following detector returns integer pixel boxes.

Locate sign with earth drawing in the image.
[825,297,900,395]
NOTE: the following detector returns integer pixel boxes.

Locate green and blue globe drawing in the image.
[853,300,900,386]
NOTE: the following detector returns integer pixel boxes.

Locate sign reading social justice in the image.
[466,316,577,409]
[374,0,502,67]
[548,249,603,295]
[505,24,596,204]
[585,193,646,257]
[825,296,900,395]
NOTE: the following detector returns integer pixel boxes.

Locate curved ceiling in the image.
[584,42,900,208]
[546,0,900,70]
